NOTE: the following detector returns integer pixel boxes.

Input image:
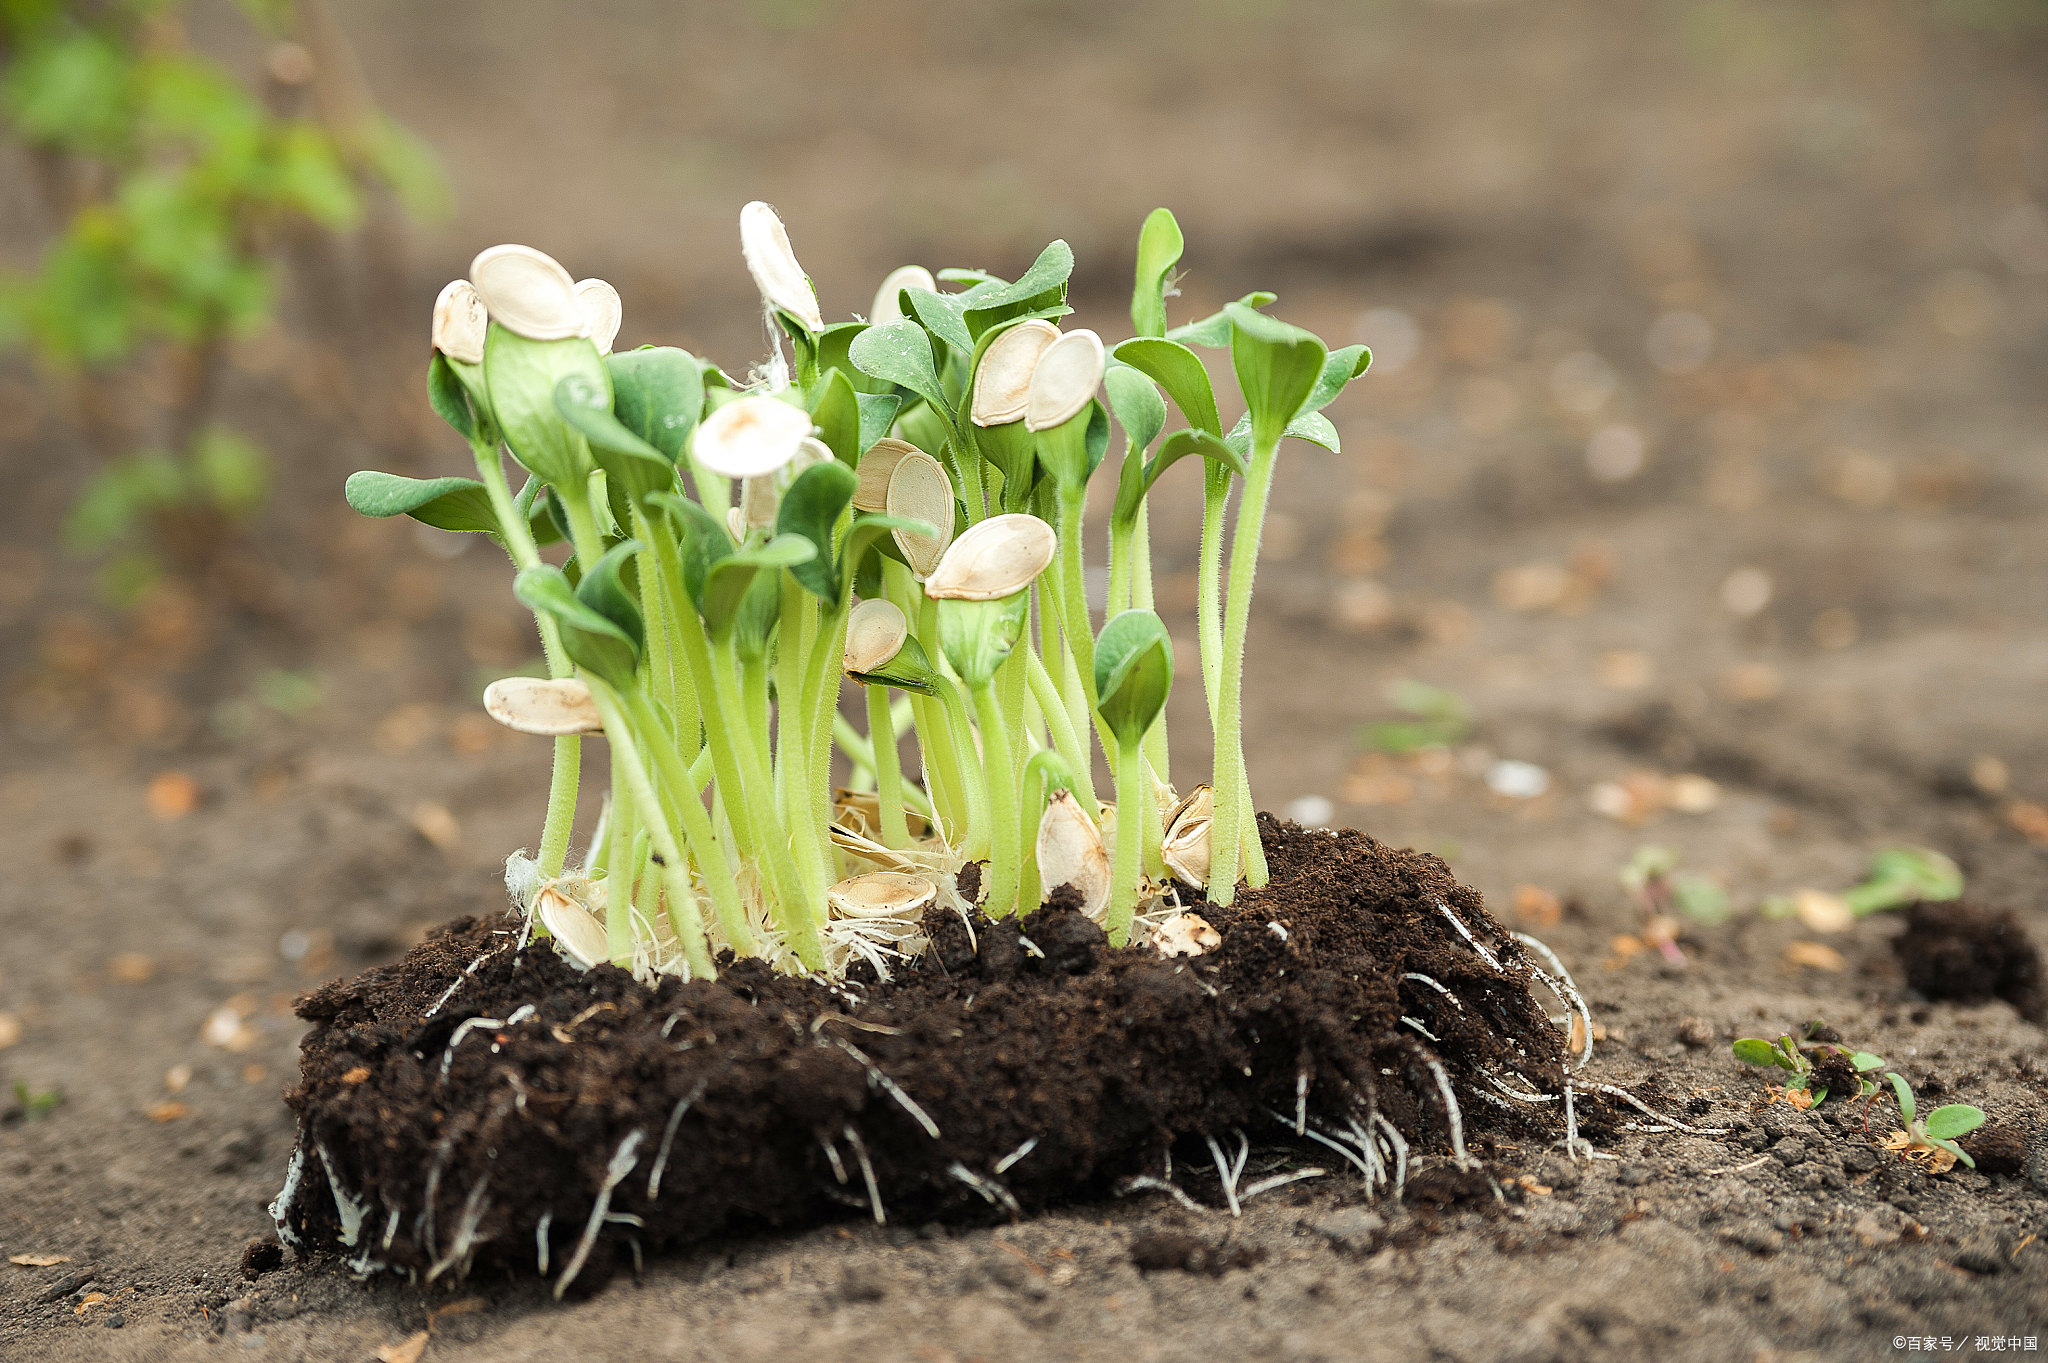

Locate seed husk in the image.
[739,201,823,334]
[1149,911,1222,958]
[740,436,830,529]
[535,885,608,970]
[573,278,622,356]
[469,244,584,341]
[826,871,938,923]
[870,265,937,325]
[1162,783,1214,888]
[483,677,605,736]
[1035,789,1110,920]
[853,438,921,512]
[693,395,815,479]
[923,513,1056,601]
[1024,329,1105,432]
[971,319,1061,427]
[886,449,958,578]
[844,598,910,675]
[431,279,488,365]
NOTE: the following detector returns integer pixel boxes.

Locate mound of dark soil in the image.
[1892,900,2044,1023]
[273,818,1571,1293]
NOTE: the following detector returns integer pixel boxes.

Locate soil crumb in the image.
[1892,901,2044,1022]
[1128,1231,1266,1275]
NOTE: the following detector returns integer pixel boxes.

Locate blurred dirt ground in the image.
[2,1,2047,1359]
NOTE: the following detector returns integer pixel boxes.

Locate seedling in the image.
[1358,681,1472,755]
[1879,1072,1985,1170]
[1619,845,1729,962]
[11,1081,61,1122]
[1731,1023,1885,1104]
[347,203,1371,977]
[1843,846,1963,916]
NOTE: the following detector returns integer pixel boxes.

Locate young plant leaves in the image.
[1166,291,1278,348]
[574,539,646,649]
[513,562,640,689]
[1227,302,1327,449]
[700,537,817,639]
[809,367,862,467]
[1103,362,1167,455]
[605,346,703,461]
[1923,1105,1986,1141]
[552,374,673,504]
[1130,208,1183,340]
[1731,1038,1781,1068]
[962,239,1074,338]
[1094,609,1173,746]
[484,324,610,488]
[848,320,949,413]
[1111,337,1222,436]
[855,393,902,454]
[344,470,501,537]
[901,287,974,356]
[1886,1072,1916,1128]
[428,352,481,442]
[776,460,858,601]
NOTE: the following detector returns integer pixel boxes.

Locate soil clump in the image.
[1892,901,2045,1022]
[276,819,1570,1289]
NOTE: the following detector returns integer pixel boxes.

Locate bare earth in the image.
[2,2,2046,1359]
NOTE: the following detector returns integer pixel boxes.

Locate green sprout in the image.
[1357,680,1472,755]
[11,1081,62,1121]
[1882,1072,1985,1168]
[346,204,1371,976]
[1731,1023,1885,1104]
[1843,846,1964,916]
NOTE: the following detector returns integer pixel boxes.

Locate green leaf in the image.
[192,429,268,518]
[901,287,974,356]
[1228,303,1327,450]
[1112,337,1222,436]
[1282,409,1341,453]
[1302,344,1372,415]
[1113,428,1246,530]
[516,476,564,547]
[553,373,674,511]
[484,324,608,488]
[428,353,477,442]
[1671,873,1732,927]
[849,320,949,413]
[1844,846,1965,917]
[1131,208,1183,340]
[818,322,896,397]
[1886,1072,1916,1129]
[1731,1038,1780,1068]
[1103,362,1167,455]
[606,346,703,460]
[1166,291,1278,347]
[701,536,817,638]
[1932,1137,1975,1169]
[1923,1104,1986,1141]
[644,491,731,608]
[344,470,499,536]
[1851,1051,1886,1071]
[777,460,858,600]
[574,539,646,651]
[962,240,1073,338]
[514,563,640,689]
[855,392,902,454]
[809,367,862,466]
[1094,609,1174,746]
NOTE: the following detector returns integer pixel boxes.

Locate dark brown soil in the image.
[1893,900,2046,1023]
[279,821,1567,1292]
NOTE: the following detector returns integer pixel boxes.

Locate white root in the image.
[646,1079,708,1201]
[822,1136,849,1185]
[554,1130,644,1299]
[1510,931,1594,1069]
[1421,1057,1475,1170]
[315,1143,371,1248]
[268,1144,308,1251]
[535,1211,552,1275]
[1295,1070,1310,1136]
[506,1003,537,1026]
[438,1016,505,1084]
[427,1173,492,1282]
[423,947,503,1020]
[420,1134,452,1254]
[1369,1114,1409,1199]
[844,1124,885,1225]
[1401,1016,1441,1042]
[1281,1111,1375,1186]
[1401,972,1464,1009]
[994,1136,1040,1175]
[831,1037,941,1139]
[1205,1130,1251,1217]
[1584,1082,1730,1136]
[1241,1167,1327,1202]
[948,1161,1022,1216]
[1436,902,1503,973]
[381,1209,401,1252]
[1115,1174,1207,1214]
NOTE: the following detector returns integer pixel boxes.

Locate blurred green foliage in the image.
[0,0,444,583]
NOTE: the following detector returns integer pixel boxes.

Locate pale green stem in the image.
[867,684,912,849]
[725,635,820,964]
[620,689,757,959]
[1208,440,1281,902]
[583,680,714,978]
[1054,487,1119,762]
[1105,736,1148,946]
[604,755,637,965]
[934,677,989,861]
[1132,497,1169,783]
[556,482,609,573]
[1025,646,1095,811]
[969,680,1020,916]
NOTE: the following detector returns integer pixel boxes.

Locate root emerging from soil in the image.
[276,818,1601,1293]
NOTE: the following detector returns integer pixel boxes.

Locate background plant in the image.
[0,0,444,599]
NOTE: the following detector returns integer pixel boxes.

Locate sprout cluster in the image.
[347,204,1368,980]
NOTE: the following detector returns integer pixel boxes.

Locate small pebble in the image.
[1284,795,1334,828]
[1485,760,1550,799]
